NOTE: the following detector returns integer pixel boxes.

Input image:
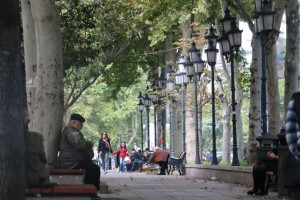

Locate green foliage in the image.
[238,68,251,94]
[68,73,148,149]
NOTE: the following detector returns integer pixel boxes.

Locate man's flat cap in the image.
[70,113,85,122]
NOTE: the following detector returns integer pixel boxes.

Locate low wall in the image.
[185,164,253,186]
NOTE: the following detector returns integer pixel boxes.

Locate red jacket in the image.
[113,147,127,158]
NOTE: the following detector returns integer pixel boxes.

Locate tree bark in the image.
[266,39,280,134]
[217,75,231,163]
[21,0,37,130]
[30,0,64,169]
[265,0,285,136]
[0,1,25,199]
[248,35,262,164]
[284,0,300,113]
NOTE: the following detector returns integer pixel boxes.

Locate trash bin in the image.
[256,133,279,191]
[256,133,279,162]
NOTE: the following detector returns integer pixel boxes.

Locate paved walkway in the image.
[98,170,287,200]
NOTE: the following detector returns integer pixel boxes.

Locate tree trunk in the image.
[0,1,25,199]
[218,76,231,163]
[284,0,300,113]
[127,113,137,146]
[186,83,197,163]
[266,38,280,135]
[248,35,262,164]
[30,0,64,169]
[21,0,37,130]
[265,0,285,135]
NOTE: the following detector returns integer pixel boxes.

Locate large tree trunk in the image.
[182,18,194,163]
[248,35,262,164]
[265,1,285,135]
[266,39,280,135]
[30,0,64,169]
[217,75,231,163]
[21,0,37,130]
[284,0,300,113]
[0,1,25,199]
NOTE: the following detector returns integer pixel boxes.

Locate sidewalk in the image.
[98,170,286,200]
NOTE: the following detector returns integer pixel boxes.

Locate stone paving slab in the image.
[97,170,290,200]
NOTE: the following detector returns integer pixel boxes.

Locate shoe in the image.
[247,189,255,195]
[104,171,108,174]
[157,172,166,175]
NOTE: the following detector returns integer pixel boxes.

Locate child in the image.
[112,142,128,173]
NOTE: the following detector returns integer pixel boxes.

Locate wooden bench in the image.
[26,184,98,199]
[49,169,86,185]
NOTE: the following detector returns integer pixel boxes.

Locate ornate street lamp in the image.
[175,55,189,163]
[219,7,243,166]
[206,25,218,48]
[187,42,205,164]
[205,26,219,165]
[143,92,152,149]
[137,98,144,153]
[254,0,276,135]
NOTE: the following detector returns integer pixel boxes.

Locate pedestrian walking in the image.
[98,132,113,174]
[112,142,128,173]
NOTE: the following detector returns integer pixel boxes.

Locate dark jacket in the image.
[58,124,93,169]
[26,131,49,187]
[98,138,112,153]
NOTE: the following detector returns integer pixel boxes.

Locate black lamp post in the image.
[205,26,219,165]
[218,7,243,166]
[137,98,144,153]
[187,42,205,164]
[254,0,276,135]
[167,66,175,157]
[143,92,152,149]
[138,92,144,151]
[175,55,189,164]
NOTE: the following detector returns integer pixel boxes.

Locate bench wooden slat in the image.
[54,185,96,194]
[25,184,97,196]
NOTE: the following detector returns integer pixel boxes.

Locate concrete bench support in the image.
[49,169,86,185]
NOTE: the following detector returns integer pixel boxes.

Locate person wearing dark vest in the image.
[58,113,100,190]
[285,92,300,200]
[247,149,278,196]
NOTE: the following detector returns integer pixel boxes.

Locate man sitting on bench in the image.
[143,147,169,175]
[57,114,100,190]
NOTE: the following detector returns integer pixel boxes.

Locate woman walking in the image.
[112,142,128,173]
[98,132,112,174]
